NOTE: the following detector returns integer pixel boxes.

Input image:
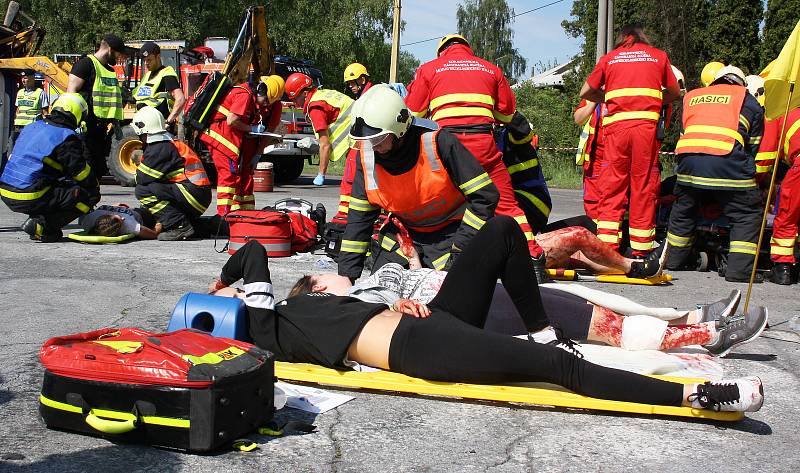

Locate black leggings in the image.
[387,216,684,406]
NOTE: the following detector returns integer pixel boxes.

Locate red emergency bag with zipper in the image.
[38,327,274,452]
[224,209,293,256]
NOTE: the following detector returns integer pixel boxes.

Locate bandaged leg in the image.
[620,315,669,351]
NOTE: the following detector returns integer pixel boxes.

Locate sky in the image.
[399,0,583,78]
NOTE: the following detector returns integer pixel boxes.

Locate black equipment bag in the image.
[184,72,233,132]
[39,328,274,452]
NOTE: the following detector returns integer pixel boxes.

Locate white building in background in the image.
[514,60,578,89]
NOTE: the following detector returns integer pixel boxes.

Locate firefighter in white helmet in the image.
[337,84,500,280]
[132,106,212,241]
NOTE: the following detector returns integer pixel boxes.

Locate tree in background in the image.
[706,0,762,74]
[762,0,800,68]
[3,0,418,91]
[455,0,527,81]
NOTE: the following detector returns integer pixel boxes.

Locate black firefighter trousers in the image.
[1,181,100,235]
[135,181,212,230]
[665,184,762,280]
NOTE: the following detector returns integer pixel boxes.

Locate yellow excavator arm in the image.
[221,5,274,85]
[0,55,71,91]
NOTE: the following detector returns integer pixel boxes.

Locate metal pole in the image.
[743,82,796,313]
[596,0,607,63]
[389,0,402,83]
[606,0,614,53]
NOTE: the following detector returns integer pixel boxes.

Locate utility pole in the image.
[595,0,614,62]
[389,0,402,83]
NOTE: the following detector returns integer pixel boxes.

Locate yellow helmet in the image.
[701,61,725,87]
[437,34,469,55]
[51,93,88,124]
[258,75,286,104]
[343,63,369,83]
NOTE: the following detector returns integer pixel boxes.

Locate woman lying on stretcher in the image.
[79,204,161,239]
[210,216,763,413]
[289,233,767,358]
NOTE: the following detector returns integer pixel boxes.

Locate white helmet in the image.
[349,84,413,141]
[130,106,168,142]
[671,65,686,94]
[746,74,766,106]
[713,65,746,86]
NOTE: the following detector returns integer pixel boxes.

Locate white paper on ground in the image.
[275,381,355,414]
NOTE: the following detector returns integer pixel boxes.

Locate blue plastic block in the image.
[167,292,251,342]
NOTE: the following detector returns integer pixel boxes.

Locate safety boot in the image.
[157,222,195,241]
[21,216,61,242]
[769,263,794,285]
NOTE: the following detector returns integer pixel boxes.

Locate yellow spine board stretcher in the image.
[67,231,136,244]
[546,269,673,286]
[275,362,742,422]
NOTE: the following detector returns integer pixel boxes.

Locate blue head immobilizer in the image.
[167,293,251,342]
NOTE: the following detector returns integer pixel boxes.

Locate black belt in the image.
[442,124,493,135]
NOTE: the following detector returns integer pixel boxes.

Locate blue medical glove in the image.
[313,173,325,186]
[251,124,266,133]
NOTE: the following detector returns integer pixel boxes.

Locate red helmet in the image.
[285,73,314,99]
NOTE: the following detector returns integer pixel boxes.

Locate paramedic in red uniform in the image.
[404,34,548,278]
[574,100,608,220]
[580,24,681,256]
[285,72,357,224]
[769,107,800,285]
[200,75,284,215]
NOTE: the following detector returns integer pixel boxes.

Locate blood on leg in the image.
[538,226,629,272]
[659,323,714,350]
[587,305,624,346]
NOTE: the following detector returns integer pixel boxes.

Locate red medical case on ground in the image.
[39,328,274,452]
[224,209,292,256]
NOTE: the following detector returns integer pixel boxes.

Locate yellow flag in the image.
[764,20,800,120]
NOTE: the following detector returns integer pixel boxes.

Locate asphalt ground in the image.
[0,177,798,472]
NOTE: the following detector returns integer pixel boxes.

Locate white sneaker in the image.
[689,376,764,412]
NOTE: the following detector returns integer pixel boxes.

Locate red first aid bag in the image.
[38,327,274,452]
[286,212,318,253]
[224,209,292,256]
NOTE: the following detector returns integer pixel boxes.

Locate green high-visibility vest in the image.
[133,66,179,110]
[308,89,354,162]
[88,55,123,120]
[14,88,44,126]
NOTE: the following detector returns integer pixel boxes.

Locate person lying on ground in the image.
[79,204,161,239]
[210,216,764,413]
[287,223,765,357]
[388,215,665,279]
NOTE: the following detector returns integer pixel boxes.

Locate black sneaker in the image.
[157,223,195,241]
[769,263,794,285]
[532,254,551,284]
[687,377,764,412]
[704,306,768,357]
[698,290,741,323]
[627,243,668,278]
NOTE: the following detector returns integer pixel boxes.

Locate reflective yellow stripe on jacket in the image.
[428,92,512,123]
[15,88,43,126]
[602,88,662,125]
[309,89,354,162]
[134,66,179,109]
[89,55,123,120]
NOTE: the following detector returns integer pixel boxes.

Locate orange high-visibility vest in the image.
[675,84,747,156]
[359,130,466,232]
[168,140,211,187]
